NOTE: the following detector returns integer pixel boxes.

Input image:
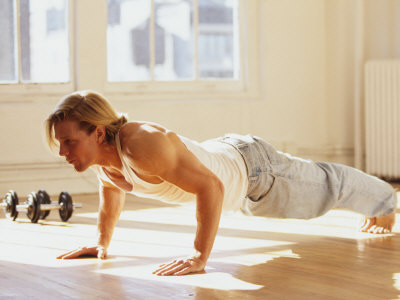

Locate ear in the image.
[95,125,106,144]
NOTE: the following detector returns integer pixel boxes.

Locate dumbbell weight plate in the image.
[37,189,51,219]
[59,191,73,222]
[4,190,19,221]
[26,192,41,223]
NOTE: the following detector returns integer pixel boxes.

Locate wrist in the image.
[192,250,209,264]
[96,232,111,249]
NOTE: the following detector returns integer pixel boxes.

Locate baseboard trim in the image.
[296,146,355,165]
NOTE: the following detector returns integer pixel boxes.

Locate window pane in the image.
[107,0,240,83]
[198,0,239,79]
[20,0,69,83]
[154,0,194,81]
[0,0,17,83]
[107,0,151,82]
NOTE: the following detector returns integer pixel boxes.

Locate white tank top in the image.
[93,134,248,212]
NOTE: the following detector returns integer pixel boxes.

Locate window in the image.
[107,0,240,82]
[0,0,70,84]
[0,0,258,98]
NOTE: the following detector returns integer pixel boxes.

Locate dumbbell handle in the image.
[13,201,82,212]
[14,203,30,211]
[40,201,82,211]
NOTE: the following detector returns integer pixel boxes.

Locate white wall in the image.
[257,0,329,156]
[0,0,398,197]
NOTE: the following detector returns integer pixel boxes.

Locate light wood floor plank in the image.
[1,190,399,300]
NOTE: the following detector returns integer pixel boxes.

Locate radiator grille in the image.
[365,60,400,179]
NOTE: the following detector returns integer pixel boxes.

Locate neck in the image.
[96,143,123,171]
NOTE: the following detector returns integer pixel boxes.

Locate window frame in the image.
[103,0,260,99]
[0,0,75,96]
[0,0,259,100]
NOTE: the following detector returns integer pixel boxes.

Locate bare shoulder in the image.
[118,121,182,170]
[118,121,170,138]
[119,121,178,148]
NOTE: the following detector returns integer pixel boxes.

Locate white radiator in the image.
[365,60,400,179]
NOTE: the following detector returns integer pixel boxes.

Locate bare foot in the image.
[359,212,396,234]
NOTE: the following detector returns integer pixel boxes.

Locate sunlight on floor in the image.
[393,273,400,291]
[1,192,398,295]
[77,205,399,240]
[212,249,301,267]
[95,266,264,291]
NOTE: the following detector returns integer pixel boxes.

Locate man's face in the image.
[54,120,98,172]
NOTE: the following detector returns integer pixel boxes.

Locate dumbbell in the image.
[1,190,82,223]
[1,190,19,221]
[33,189,82,222]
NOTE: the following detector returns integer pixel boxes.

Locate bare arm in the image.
[57,180,125,259]
[154,181,223,276]
[97,181,126,253]
[119,124,224,275]
[192,177,224,264]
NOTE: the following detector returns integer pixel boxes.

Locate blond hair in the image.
[45,90,127,150]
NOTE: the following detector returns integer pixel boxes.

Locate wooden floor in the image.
[1,187,400,300]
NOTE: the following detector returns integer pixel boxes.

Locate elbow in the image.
[217,177,225,199]
[212,175,225,202]
[197,174,225,205]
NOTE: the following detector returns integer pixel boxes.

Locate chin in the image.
[75,167,89,172]
[73,163,89,172]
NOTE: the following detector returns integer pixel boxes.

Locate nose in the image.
[59,144,69,157]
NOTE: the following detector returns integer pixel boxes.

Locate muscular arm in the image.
[193,179,224,263]
[97,181,126,252]
[57,179,125,260]
[119,124,224,275]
